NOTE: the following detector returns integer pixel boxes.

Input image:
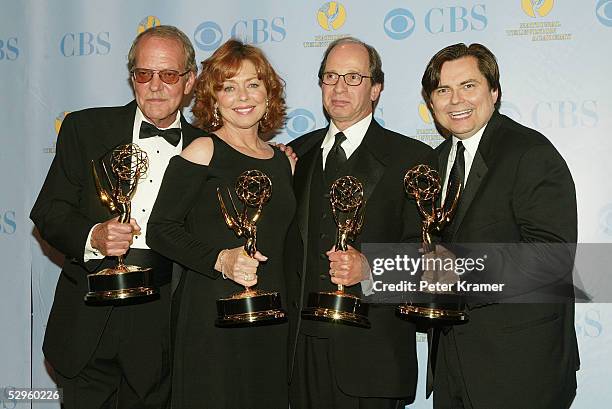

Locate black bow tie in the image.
[139,121,181,147]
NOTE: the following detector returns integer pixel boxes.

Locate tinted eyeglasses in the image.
[131,68,190,84]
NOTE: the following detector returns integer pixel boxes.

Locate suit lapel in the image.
[437,140,451,182]
[296,119,387,239]
[450,112,502,239]
[437,139,452,208]
[351,120,386,205]
[294,119,387,267]
[295,129,327,251]
[100,101,137,151]
[451,149,488,239]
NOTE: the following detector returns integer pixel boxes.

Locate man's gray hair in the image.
[317,37,384,86]
[127,25,197,73]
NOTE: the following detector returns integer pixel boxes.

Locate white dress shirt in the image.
[321,113,372,169]
[441,124,487,204]
[322,114,374,294]
[84,108,183,260]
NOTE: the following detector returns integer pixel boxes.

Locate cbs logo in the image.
[596,0,612,26]
[384,9,416,40]
[384,5,487,40]
[0,210,16,234]
[60,32,110,57]
[285,109,317,139]
[0,37,18,61]
[194,18,286,52]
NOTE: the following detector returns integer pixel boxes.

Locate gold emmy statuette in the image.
[396,164,468,323]
[215,170,286,327]
[84,143,156,303]
[301,176,370,328]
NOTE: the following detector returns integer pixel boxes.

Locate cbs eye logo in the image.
[194,21,223,51]
[285,109,317,139]
[499,101,522,123]
[596,0,612,26]
[384,9,416,40]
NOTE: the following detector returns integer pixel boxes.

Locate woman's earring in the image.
[263,99,269,122]
[212,106,220,128]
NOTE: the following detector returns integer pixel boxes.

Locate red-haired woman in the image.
[148,39,294,408]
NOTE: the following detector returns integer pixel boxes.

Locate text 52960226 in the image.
[2,387,62,403]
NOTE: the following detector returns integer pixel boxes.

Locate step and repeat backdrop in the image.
[1,1,611,407]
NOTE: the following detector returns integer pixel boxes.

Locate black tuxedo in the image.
[286,119,434,404]
[432,111,579,409]
[30,101,202,405]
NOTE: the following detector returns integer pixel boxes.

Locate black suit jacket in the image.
[30,101,202,377]
[434,111,579,409]
[286,119,434,399]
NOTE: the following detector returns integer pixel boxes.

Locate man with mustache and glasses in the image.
[286,37,435,409]
[31,25,202,408]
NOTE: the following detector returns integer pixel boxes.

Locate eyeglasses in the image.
[320,72,372,86]
[131,68,190,84]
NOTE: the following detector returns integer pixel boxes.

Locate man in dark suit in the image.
[287,37,434,409]
[30,26,202,409]
[421,43,579,409]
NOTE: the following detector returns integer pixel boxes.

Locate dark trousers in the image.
[290,333,409,409]
[433,327,576,409]
[56,284,171,409]
[432,329,474,409]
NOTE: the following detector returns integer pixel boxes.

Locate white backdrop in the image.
[1,1,611,407]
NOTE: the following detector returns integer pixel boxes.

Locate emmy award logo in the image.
[301,176,371,328]
[396,164,468,323]
[85,143,157,303]
[215,170,286,327]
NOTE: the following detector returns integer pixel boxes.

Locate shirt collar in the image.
[135,107,182,130]
[322,114,372,152]
[452,122,487,158]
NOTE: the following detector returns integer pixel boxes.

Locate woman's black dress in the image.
[148,134,296,408]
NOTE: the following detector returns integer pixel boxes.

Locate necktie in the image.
[139,121,181,147]
[444,141,465,210]
[325,132,347,182]
[442,141,465,241]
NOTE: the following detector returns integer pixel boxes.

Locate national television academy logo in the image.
[55,111,70,135]
[506,0,570,41]
[412,102,443,148]
[137,16,161,34]
[317,2,347,31]
[522,0,554,18]
[303,2,349,48]
[417,103,432,125]
[45,111,70,154]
